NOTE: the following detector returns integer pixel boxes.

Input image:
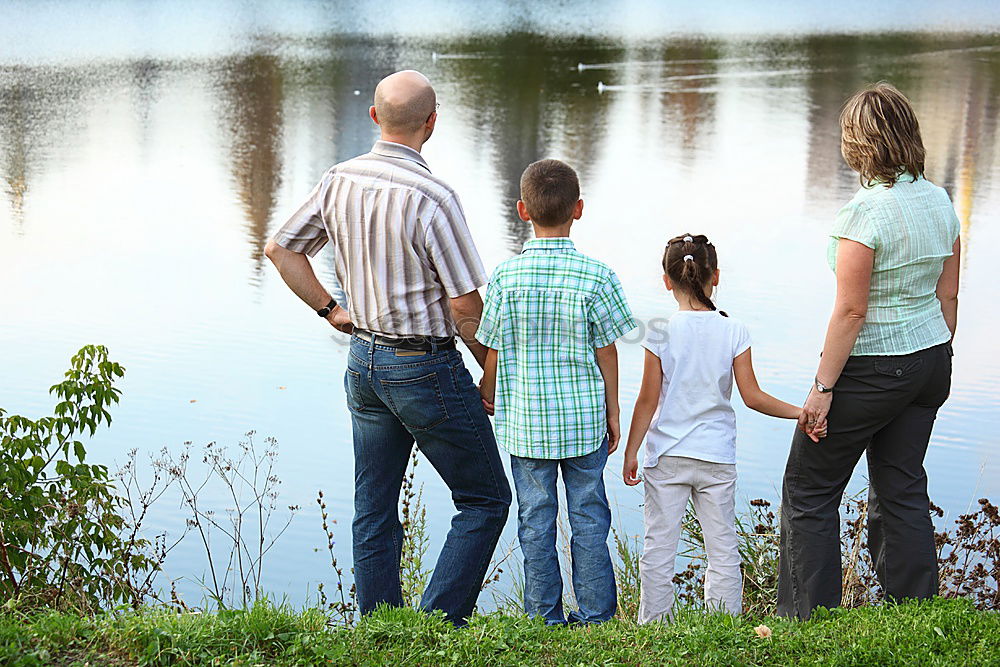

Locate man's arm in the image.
[264,240,352,333]
[595,342,621,455]
[450,289,489,368]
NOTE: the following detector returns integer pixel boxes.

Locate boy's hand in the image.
[478,380,495,416]
[607,412,621,455]
[623,454,641,486]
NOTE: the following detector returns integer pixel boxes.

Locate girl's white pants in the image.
[638,455,743,624]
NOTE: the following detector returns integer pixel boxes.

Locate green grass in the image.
[1,598,997,666]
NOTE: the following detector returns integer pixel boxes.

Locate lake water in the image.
[2,2,999,609]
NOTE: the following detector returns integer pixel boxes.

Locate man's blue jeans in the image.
[344,336,511,626]
[510,443,617,624]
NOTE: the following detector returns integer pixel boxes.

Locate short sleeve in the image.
[588,270,638,348]
[475,274,503,349]
[733,321,751,358]
[425,194,488,298]
[949,208,961,247]
[273,177,330,257]
[831,201,878,251]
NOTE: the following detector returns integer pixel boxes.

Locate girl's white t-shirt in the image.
[641,310,751,467]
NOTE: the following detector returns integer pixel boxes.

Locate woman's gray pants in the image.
[777,343,952,619]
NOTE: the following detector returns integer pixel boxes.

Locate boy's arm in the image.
[479,347,499,416]
[733,349,820,439]
[595,342,621,455]
[623,349,662,486]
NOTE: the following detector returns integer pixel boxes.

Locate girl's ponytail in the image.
[663,234,724,315]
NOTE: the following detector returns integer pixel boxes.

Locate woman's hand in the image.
[798,386,832,443]
[623,453,641,486]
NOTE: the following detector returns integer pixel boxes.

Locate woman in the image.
[777,82,961,619]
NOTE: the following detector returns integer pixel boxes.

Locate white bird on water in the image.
[597,81,606,93]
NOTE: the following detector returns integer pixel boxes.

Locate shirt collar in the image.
[371,140,431,172]
[522,237,576,253]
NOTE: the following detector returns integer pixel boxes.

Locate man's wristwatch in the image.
[815,377,834,394]
[317,298,337,318]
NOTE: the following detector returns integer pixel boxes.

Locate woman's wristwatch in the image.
[316,298,337,318]
[815,377,835,394]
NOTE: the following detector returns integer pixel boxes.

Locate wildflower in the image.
[754,624,773,639]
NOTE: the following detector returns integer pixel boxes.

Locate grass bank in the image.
[1,597,997,666]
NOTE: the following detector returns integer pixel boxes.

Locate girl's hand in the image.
[798,387,832,443]
[623,454,641,486]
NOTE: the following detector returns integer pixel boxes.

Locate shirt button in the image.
[895,368,903,377]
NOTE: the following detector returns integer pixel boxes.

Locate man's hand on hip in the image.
[326,306,354,334]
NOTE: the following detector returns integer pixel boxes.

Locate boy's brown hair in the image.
[840,81,925,188]
[519,159,580,226]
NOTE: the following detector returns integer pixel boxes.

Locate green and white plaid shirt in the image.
[476,237,637,459]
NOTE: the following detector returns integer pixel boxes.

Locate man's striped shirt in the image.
[274,140,487,337]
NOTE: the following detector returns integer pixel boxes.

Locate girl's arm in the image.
[800,239,874,436]
[936,237,961,341]
[733,348,802,420]
[623,349,663,486]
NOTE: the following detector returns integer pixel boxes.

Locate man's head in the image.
[517,159,582,228]
[370,70,437,147]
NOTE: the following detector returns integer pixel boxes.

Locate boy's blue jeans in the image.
[510,442,617,624]
[345,336,511,626]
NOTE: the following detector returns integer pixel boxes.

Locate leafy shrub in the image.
[0,345,160,612]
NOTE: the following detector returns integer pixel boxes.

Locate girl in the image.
[622,233,820,623]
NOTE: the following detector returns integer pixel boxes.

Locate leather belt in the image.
[353,329,456,352]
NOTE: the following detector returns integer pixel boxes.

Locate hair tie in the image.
[683,236,693,243]
[683,254,694,262]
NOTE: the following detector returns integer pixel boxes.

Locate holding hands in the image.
[798,386,831,443]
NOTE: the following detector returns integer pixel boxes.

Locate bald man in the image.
[265,70,510,625]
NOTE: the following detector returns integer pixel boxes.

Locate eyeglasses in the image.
[427,103,440,122]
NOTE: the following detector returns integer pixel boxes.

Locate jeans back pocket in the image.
[380,371,449,431]
[345,369,366,413]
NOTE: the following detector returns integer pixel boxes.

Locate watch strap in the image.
[317,298,337,318]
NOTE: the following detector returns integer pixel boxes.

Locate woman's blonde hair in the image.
[840,82,925,188]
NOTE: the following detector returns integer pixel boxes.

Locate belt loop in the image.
[367,334,375,381]
[431,336,439,354]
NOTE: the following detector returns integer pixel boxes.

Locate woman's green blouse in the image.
[828,174,960,356]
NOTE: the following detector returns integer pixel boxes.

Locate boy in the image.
[477,159,637,624]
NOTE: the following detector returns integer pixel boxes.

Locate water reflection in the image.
[2,26,1000,605]
[0,68,87,232]
[218,54,285,282]
[431,35,624,251]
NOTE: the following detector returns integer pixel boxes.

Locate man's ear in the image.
[572,198,584,220]
[663,274,673,291]
[425,111,437,131]
[516,200,532,222]
[369,106,379,126]
[712,269,720,287]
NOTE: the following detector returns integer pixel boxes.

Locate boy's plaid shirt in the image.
[476,237,637,459]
